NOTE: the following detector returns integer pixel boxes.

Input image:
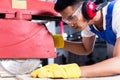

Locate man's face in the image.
[60,6,89,31]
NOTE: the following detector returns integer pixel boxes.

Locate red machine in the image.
[0,0,61,58]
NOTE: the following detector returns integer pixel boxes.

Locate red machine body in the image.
[0,0,59,20]
[0,0,60,58]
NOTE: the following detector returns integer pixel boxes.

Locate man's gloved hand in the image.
[30,63,81,79]
[52,34,64,48]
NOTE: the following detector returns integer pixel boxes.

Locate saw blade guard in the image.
[0,59,41,75]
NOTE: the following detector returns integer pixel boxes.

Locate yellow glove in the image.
[30,63,81,79]
[52,34,64,48]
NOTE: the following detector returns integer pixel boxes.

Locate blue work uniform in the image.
[89,0,117,46]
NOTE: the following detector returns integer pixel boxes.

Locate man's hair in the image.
[54,0,84,12]
[54,0,108,12]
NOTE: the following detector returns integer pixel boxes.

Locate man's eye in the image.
[68,16,76,21]
[68,16,73,20]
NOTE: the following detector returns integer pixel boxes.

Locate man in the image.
[30,0,120,78]
[53,0,120,77]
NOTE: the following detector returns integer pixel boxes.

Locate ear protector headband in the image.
[82,0,107,20]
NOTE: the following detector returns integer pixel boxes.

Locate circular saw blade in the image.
[0,59,41,75]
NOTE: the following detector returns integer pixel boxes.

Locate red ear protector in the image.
[82,0,107,20]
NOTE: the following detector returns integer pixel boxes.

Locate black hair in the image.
[54,0,83,12]
[54,0,108,12]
